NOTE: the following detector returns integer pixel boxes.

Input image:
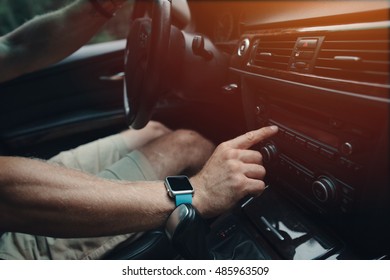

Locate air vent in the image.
[314,29,390,84]
[251,36,296,70]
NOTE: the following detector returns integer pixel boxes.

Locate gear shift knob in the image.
[165,203,213,259]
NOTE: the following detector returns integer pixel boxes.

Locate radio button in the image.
[352,164,362,173]
[340,196,354,213]
[340,141,357,156]
[277,128,285,138]
[341,185,355,197]
[260,143,278,164]
[287,164,295,173]
[294,167,301,177]
[306,142,320,152]
[338,158,359,171]
[312,176,336,203]
[294,136,306,148]
[319,148,336,160]
[297,39,318,49]
[338,158,348,167]
[303,173,314,185]
[341,196,353,206]
[284,131,295,142]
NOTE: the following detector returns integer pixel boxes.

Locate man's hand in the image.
[192,125,278,218]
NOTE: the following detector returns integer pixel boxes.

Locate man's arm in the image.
[0,126,278,238]
[0,0,127,83]
[0,156,175,238]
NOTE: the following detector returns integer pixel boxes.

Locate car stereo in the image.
[232,71,389,258]
[219,3,390,258]
[230,20,389,224]
[241,72,388,221]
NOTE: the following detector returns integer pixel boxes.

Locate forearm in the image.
[0,156,174,238]
[0,0,126,82]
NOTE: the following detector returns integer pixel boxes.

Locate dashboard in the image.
[189,1,390,259]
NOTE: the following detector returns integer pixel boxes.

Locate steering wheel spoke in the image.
[124,0,172,129]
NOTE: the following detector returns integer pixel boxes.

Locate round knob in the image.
[340,141,355,156]
[312,176,336,203]
[238,38,250,57]
[260,143,278,164]
[255,104,266,116]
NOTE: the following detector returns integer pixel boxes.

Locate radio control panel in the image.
[259,119,359,217]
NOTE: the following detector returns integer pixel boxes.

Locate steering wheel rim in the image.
[124,0,171,129]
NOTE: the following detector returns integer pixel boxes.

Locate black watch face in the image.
[166,176,193,191]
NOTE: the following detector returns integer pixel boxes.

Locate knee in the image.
[171,130,215,173]
[172,129,214,151]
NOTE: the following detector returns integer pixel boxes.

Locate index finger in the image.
[226,126,278,150]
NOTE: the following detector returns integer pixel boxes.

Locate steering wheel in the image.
[124,0,171,129]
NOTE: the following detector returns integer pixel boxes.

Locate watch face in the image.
[166,176,193,192]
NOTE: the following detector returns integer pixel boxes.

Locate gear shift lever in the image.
[165,204,213,259]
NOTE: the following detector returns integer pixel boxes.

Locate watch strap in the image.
[175,193,193,207]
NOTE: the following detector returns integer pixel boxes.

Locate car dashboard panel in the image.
[222,1,389,259]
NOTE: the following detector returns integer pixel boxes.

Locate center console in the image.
[226,18,390,259]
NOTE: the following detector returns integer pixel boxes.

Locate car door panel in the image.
[0,40,128,158]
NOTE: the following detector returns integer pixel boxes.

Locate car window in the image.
[0,0,132,44]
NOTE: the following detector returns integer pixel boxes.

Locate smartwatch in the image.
[164,176,194,207]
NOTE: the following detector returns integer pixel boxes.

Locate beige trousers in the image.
[0,134,158,259]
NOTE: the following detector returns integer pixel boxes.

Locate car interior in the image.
[0,0,389,260]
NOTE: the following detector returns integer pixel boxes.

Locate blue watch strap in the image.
[175,193,192,206]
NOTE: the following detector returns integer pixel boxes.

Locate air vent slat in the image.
[316,58,389,72]
[314,29,389,84]
[319,49,388,61]
[251,36,296,70]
